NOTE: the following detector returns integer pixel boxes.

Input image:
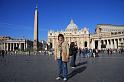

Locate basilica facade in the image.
[48,19,124,50]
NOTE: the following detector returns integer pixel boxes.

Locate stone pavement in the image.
[0,53,124,82]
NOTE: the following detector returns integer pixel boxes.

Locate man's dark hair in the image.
[58,34,64,40]
[70,42,75,48]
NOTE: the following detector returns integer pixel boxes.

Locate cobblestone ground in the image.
[0,53,124,82]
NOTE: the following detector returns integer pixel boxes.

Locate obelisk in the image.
[33,5,38,51]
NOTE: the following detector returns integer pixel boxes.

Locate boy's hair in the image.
[58,34,64,40]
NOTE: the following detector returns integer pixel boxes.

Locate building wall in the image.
[48,27,90,49]
[48,21,124,50]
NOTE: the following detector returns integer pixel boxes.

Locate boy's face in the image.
[58,37,64,44]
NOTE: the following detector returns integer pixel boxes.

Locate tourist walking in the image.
[92,49,96,58]
[1,50,5,58]
[0,50,6,62]
[107,49,110,55]
[95,49,99,57]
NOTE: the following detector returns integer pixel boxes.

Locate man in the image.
[69,42,78,68]
[1,50,5,58]
[54,34,69,81]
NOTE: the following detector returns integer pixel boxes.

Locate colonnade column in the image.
[114,39,117,49]
[98,40,101,50]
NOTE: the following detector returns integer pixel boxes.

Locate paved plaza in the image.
[0,53,124,82]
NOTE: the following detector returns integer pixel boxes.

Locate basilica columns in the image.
[105,40,110,49]
[3,42,28,51]
[3,43,5,50]
[108,39,111,49]
[95,38,123,50]
[98,40,101,50]
[6,43,8,51]
[91,39,95,49]
[111,39,114,49]
[53,38,55,48]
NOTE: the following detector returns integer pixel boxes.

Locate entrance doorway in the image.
[95,40,98,49]
[84,41,87,47]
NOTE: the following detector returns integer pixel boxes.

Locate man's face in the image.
[58,37,64,44]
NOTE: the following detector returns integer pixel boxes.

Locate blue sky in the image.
[0,0,124,41]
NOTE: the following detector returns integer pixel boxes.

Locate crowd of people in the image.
[54,33,124,81]
[106,48,124,54]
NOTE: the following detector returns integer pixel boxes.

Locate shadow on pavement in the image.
[76,61,87,67]
[68,66,87,79]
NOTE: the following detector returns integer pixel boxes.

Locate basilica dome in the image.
[66,19,78,31]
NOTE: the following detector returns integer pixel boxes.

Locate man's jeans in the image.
[57,59,68,78]
[70,54,76,67]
